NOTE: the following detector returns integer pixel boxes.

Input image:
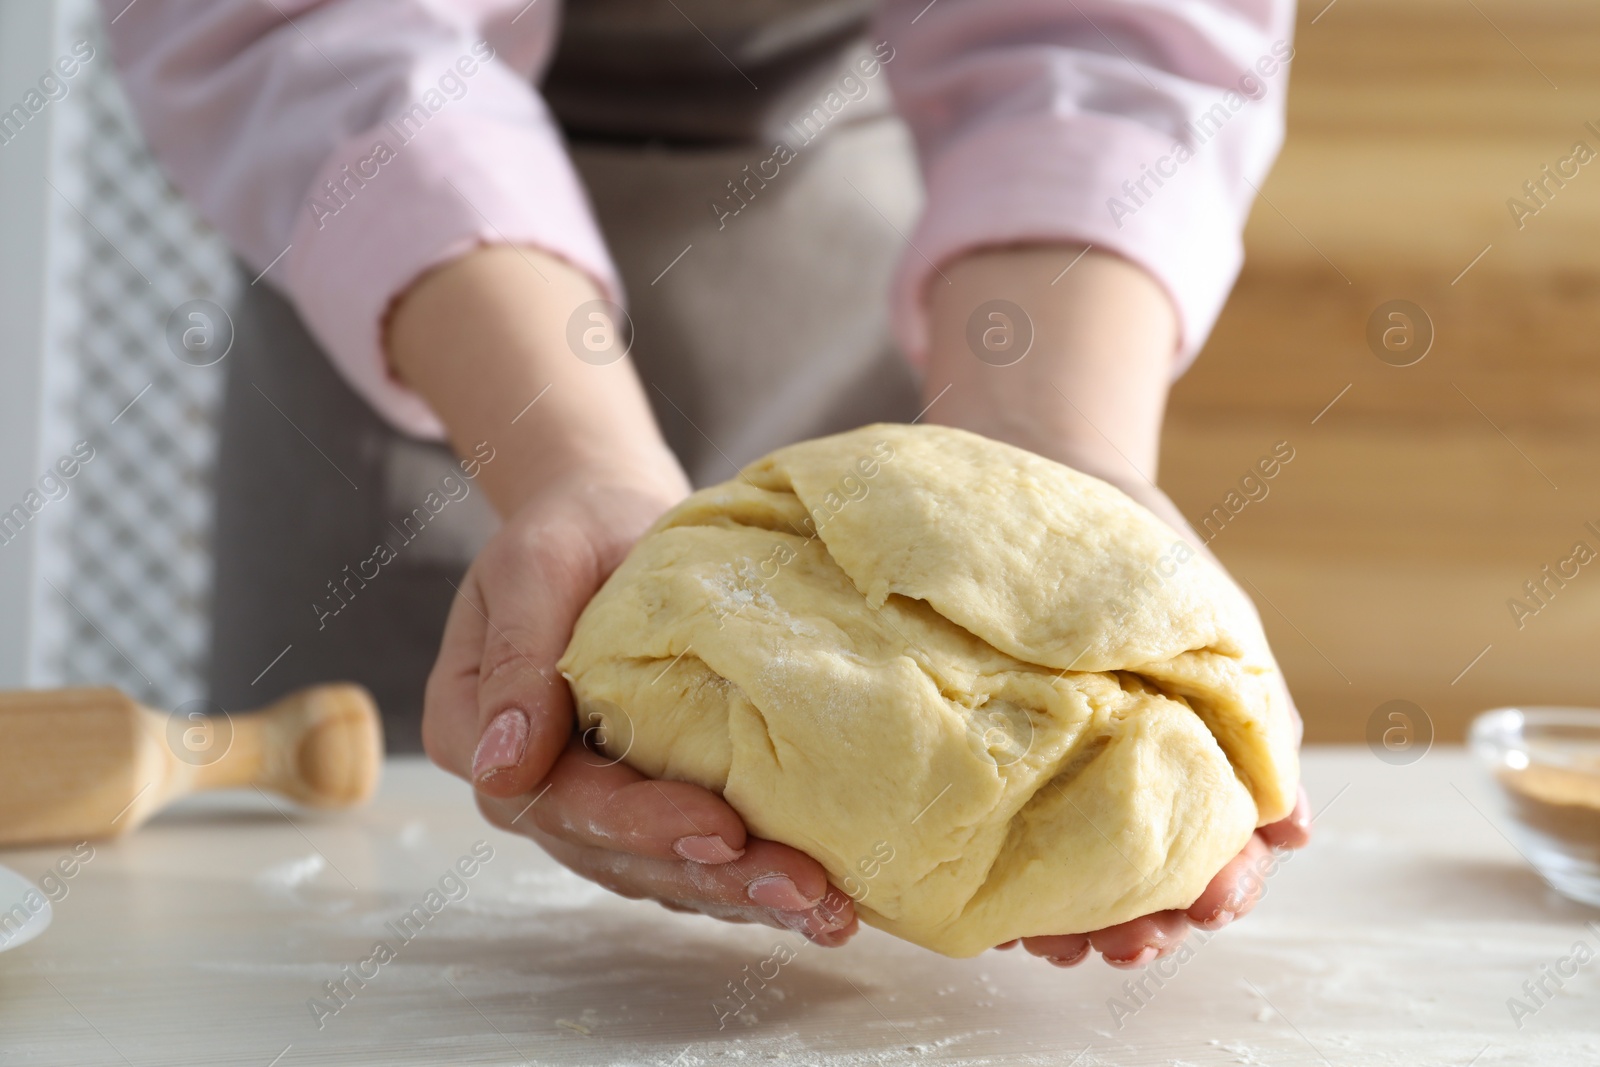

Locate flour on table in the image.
[255,853,325,892]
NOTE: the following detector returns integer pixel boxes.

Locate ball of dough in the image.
[559,424,1299,957]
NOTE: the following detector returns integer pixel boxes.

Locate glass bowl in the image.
[1470,706,1600,908]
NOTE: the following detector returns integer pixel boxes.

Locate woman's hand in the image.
[1006,788,1311,967]
[389,246,857,945]
[1011,477,1311,967]
[924,244,1312,966]
[419,470,858,944]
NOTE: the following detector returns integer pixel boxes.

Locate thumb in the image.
[421,513,602,796]
[421,478,683,795]
[471,514,609,796]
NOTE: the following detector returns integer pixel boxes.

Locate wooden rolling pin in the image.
[0,684,383,847]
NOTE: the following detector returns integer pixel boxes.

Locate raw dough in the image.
[558,424,1299,957]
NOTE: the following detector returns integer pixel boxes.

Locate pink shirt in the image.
[102,0,1293,439]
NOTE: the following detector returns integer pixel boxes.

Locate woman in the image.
[104,0,1311,967]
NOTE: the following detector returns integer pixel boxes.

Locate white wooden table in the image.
[2,749,1596,1066]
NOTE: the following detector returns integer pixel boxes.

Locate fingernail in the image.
[1105,945,1159,969]
[778,894,853,940]
[1198,908,1235,931]
[1046,943,1092,967]
[747,874,819,912]
[1292,787,1313,831]
[805,927,852,948]
[807,889,852,931]
[473,709,529,783]
[785,908,852,945]
[995,940,1020,951]
[673,835,744,863]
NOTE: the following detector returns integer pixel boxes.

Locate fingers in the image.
[1008,813,1311,969]
[480,790,858,945]
[423,557,573,793]
[1089,910,1190,968]
[419,477,865,945]
[528,737,750,861]
[469,516,601,796]
[1012,911,1190,970]
[1184,833,1277,928]
[423,477,684,799]
[420,570,490,776]
[552,833,833,916]
[1258,782,1313,852]
[1016,933,1091,967]
[474,738,858,946]
[422,515,602,796]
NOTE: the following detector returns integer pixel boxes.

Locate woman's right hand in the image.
[418,467,859,945]
[388,245,856,945]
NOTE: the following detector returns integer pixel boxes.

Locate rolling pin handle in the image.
[261,684,385,808]
[190,684,384,808]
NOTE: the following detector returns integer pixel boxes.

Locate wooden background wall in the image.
[1161,0,1600,743]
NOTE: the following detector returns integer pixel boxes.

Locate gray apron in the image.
[208,1,924,750]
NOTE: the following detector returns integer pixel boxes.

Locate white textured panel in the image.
[30,0,238,710]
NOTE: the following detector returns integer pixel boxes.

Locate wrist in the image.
[497,457,689,589]
[387,244,685,516]
[520,440,691,510]
[922,245,1175,483]
[926,390,1144,479]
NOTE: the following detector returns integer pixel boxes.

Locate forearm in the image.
[386,245,688,516]
[922,245,1178,487]
[390,241,1178,518]
[919,242,1224,562]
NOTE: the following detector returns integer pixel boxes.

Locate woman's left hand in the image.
[923,244,1313,966]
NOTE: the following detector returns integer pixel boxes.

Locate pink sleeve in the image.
[100,0,619,438]
[876,0,1295,372]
